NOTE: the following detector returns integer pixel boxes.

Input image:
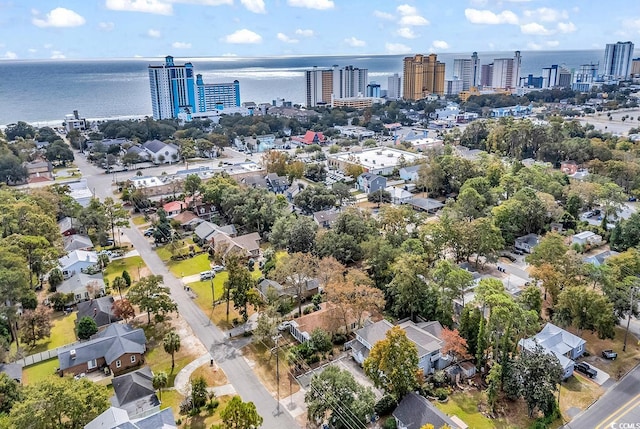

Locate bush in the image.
[306,354,320,365]
[332,333,347,345]
[205,399,219,412]
[122,270,132,287]
[434,387,449,401]
[179,397,193,415]
[77,316,98,340]
[375,395,397,416]
[303,306,314,315]
[382,417,397,429]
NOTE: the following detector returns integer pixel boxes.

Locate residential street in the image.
[72,152,302,429]
[563,363,640,429]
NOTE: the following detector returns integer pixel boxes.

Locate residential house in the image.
[518,322,586,379]
[211,231,261,260]
[386,186,413,205]
[58,217,80,236]
[313,209,339,228]
[583,250,619,267]
[289,302,366,343]
[357,173,387,194]
[241,174,268,189]
[162,201,186,218]
[285,182,304,202]
[68,180,94,207]
[58,250,99,279]
[57,324,146,377]
[399,165,421,182]
[515,233,541,253]
[561,160,579,175]
[393,392,463,429]
[291,130,326,145]
[266,173,289,193]
[257,279,287,301]
[63,234,94,252]
[84,407,176,429]
[172,211,202,230]
[572,231,602,247]
[57,272,106,304]
[185,196,218,221]
[349,319,447,375]
[142,140,180,164]
[406,197,444,214]
[111,366,160,419]
[125,145,150,162]
[24,160,53,181]
[76,296,121,329]
[445,361,477,383]
[194,221,237,244]
[0,363,23,384]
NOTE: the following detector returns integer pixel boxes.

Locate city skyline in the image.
[0,1,638,60]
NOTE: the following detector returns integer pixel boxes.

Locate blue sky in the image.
[0,0,638,60]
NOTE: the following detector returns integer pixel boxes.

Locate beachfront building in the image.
[403,54,445,99]
[603,41,635,79]
[195,75,240,111]
[387,73,402,100]
[452,52,481,91]
[305,65,369,107]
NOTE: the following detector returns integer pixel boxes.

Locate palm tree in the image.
[163,330,181,372]
[152,371,168,400]
[112,276,127,299]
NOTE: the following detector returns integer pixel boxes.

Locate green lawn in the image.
[103,256,146,284]
[435,391,530,429]
[12,312,77,355]
[132,215,149,226]
[22,358,59,385]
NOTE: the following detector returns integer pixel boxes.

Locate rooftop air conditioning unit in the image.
[70,349,76,359]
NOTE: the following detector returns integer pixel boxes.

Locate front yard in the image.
[103,255,149,285]
[579,326,640,379]
[241,341,300,400]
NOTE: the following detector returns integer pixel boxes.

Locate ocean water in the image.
[0,50,610,126]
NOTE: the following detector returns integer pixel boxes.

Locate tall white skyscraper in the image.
[387,73,401,100]
[305,65,369,107]
[148,56,196,120]
[490,51,521,89]
[452,52,481,91]
[603,41,635,79]
[542,65,559,88]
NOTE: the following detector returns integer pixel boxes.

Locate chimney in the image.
[93,307,97,317]
[70,349,76,359]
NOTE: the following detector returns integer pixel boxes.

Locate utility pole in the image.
[272,334,282,413]
[210,275,215,307]
[623,286,636,352]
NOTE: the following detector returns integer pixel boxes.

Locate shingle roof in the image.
[57,272,105,295]
[0,363,23,382]
[142,140,167,154]
[132,408,176,429]
[58,250,98,271]
[77,296,121,328]
[63,234,94,252]
[58,324,146,371]
[393,392,460,429]
[112,366,159,413]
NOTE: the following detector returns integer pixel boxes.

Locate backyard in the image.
[11,311,77,356]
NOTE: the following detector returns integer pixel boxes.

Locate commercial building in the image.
[541,64,572,89]
[603,41,635,79]
[305,65,368,107]
[403,54,445,99]
[327,147,424,176]
[331,96,382,109]
[633,58,640,77]
[479,51,521,89]
[452,52,481,91]
[445,79,464,95]
[148,56,241,121]
[366,82,381,98]
[387,73,402,100]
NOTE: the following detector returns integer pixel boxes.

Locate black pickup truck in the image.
[602,349,618,360]
[575,362,597,378]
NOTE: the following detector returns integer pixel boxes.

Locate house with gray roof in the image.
[63,234,94,252]
[77,296,121,328]
[313,209,339,228]
[393,392,462,429]
[515,233,541,253]
[111,366,160,419]
[0,363,23,383]
[349,319,447,375]
[84,406,176,429]
[399,165,421,182]
[266,173,289,193]
[58,216,81,236]
[58,323,146,377]
[126,145,150,162]
[518,322,586,379]
[357,172,387,194]
[406,197,444,214]
[142,140,179,164]
[242,174,268,189]
[57,272,106,304]
[257,278,286,300]
[583,250,619,267]
[58,250,99,279]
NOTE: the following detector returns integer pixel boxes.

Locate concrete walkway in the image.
[174,353,213,395]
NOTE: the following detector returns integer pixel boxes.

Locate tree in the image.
[441,328,471,364]
[102,197,129,245]
[163,330,181,371]
[526,232,568,268]
[48,268,64,290]
[112,298,135,321]
[127,275,177,324]
[0,373,22,414]
[190,376,208,410]
[184,174,202,199]
[112,276,127,299]
[152,371,168,400]
[224,256,255,323]
[269,215,318,253]
[305,366,375,429]
[19,306,52,347]
[220,395,263,429]
[458,306,482,357]
[77,316,98,340]
[485,363,502,414]
[519,285,542,317]
[325,272,384,332]
[9,376,109,429]
[554,286,616,339]
[387,254,437,321]
[122,270,132,287]
[368,189,392,205]
[272,252,318,317]
[45,140,74,166]
[253,305,279,346]
[364,326,420,400]
[309,328,333,354]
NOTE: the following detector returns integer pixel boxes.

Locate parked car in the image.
[143,228,155,237]
[199,271,215,281]
[501,253,516,262]
[602,349,618,360]
[212,265,225,273]
[277,321,292,331]
[575,362,597,378]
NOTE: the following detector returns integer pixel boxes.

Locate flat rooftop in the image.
[329,147,424,170]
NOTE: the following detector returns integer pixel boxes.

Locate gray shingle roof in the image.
[63,234,94,252]
[58,324,146,371]
[112,366,159,414]
[142,139,167,154]
[57,272,105,295]
[393,392,460,429]
[0,363,23,382]
[77,296,121,328]
[132,408,176,429]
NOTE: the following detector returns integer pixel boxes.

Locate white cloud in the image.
[295,28,314,37]
[240,0,265,14]
[432,40,449,49]
[464,9,519,25]
[397,4,417,16]
[385,42,411,55]
[287,0,334,10]
[344,37,366,47]
[32,7,86,28]
[373,10,394,20]
[224,29,262,44]
[147,28,162,38]
[51,50,66,59]
[98,21,115,31]
[399,15,429,26]
[527,42,542,50]
[105,0,173,15]
[557,21,576,33]
[172,41,192,49]
[546,40,560,47]
[277,33,298,43]
[1,51,17,60]
[523,7,568,22]
[397,27,417,39]
[520,22,553,35]
[28,48,38,53]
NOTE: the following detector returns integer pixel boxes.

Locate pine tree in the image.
[476,315,487,373]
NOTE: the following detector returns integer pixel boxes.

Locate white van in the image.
[199,271,214,281]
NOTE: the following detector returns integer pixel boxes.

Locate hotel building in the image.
[603,41,635,79]
[452,52,481,91]
[387,73,402,100]
[305,65,369,107]
[402,54,445,99]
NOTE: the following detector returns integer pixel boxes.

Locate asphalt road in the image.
[73,151,301,429]
[563,364,640,429]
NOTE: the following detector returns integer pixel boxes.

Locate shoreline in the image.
[1,114,151,130]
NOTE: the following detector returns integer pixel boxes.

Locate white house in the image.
[572,231,602,247]
[58,250,99,279]
[399,165,421,182]
[141,140,180,164]
[386,186,413,205]
[57,272,106,303]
